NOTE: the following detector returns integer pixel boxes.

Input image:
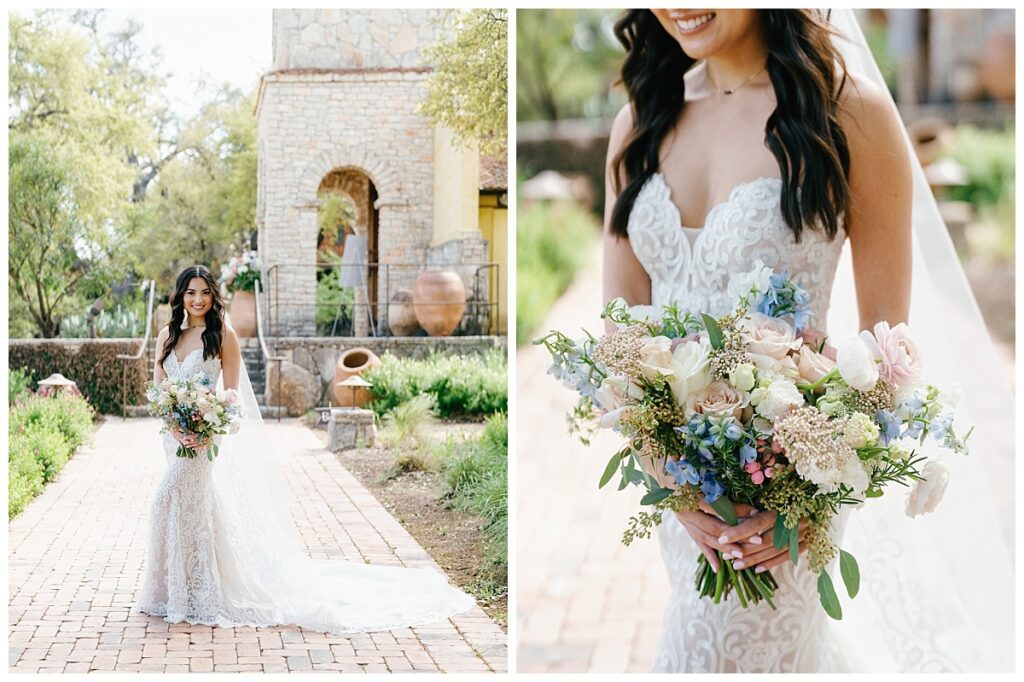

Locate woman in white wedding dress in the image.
[138,265,475,631]
[602,10,913,672]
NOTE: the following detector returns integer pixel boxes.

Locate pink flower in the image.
[796,346,836,385]
[859,321,922,387]
[740,313,803,360]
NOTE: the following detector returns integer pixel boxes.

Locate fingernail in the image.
[755,566,766,574]
[749,510,759,517]
[749,536,763,545]
[730,550,743,559]
[734,561,745,569]
[718,535,729,544]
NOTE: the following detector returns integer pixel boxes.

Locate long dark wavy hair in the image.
[609,9,851,242]
[159,265,226,366]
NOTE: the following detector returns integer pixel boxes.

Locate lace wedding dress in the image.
[138,348,475,631]
[627,173,850,672]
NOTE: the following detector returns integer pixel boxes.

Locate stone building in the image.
[255,9,507,337]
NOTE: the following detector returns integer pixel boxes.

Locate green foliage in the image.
[420,9,507,154]
[517,199,600,344]
[316,266,356,336]
[9,368,34,405]
[365,350,507,419]
[945,125,1016,208]
[517,9,625,122]
[317,193,357,247]
[9,340,147,414]
[380,393,438,449]
[438,412,508,592]
[8,391,94,518]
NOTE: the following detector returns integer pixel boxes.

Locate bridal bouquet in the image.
[146,372,245,461]
[537,263,970,619]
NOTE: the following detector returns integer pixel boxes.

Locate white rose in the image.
[598,406,630,429]
[685,380,747,420]
[668,338,712,405]
[637,336,675,382]
[594,376,645,412]
[836,334,879,391]
[627,304,662,323]
[905,461,949,518]
[728,363,756,392]
[750,378,804,421]
[740,313,803,361]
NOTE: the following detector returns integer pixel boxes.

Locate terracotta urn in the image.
[412,271,466,336]
[333,347,382,407]
[388,290,420,337]
[229,290,257,338]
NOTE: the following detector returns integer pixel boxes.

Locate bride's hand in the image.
[675,502,763,573]
[169,428,200,449]
[715,509,810,572]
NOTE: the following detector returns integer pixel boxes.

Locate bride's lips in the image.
[670,11,716,36]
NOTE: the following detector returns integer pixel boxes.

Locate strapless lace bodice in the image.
[163,348,222,384]
[628,174,846,330]
[627,173,849,672]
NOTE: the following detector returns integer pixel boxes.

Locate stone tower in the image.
[256,9,487,337]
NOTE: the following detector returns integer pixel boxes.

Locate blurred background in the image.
[516,8,1015,674]
[516,8,1015,350]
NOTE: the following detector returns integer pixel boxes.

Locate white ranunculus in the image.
[728,363,757,392]
[668,338,712,405]
[748,352,800,381]
[598,405,630,429]
[637,336,675,382]
[905,461,949,518]
[749,378,804,421]
[836,334,879,391]
[627,304,662,323]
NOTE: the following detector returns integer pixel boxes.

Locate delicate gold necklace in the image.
[706,63,766,95]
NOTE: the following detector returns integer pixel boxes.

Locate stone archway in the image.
[316,168,380,336]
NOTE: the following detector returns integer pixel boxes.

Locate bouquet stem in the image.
[696,553,778,610]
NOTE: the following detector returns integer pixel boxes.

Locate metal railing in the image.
[264,261,502,338]
[116,279,156,418]
[253,278,286,422]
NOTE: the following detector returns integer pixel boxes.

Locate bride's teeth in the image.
[677,13,714,31]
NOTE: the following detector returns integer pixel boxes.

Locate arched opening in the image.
[316,169,379,336]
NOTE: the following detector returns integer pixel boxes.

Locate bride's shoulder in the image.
[835,70,906,153]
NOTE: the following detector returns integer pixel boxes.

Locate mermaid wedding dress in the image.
[628,172,850,672]
[138,348,475,631]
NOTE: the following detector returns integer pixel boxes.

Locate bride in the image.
[138,265,475,631]
[602,9,1012,673]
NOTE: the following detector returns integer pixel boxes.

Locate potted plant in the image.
[219,250,261,337]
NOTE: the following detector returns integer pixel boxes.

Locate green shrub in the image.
[946,124,1015,208]
[438,412,508,591]
[11,393,95,451]
[9,368,33,405]
[517,199,600,344]
[12,430,71,483]
[9,340,147,414]
[365,350,507,419]
[380,393,437,449]
[9,443,45,519]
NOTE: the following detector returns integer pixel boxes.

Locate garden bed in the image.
[311,421,508,629]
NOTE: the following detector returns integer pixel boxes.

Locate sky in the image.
[44,9,273,119]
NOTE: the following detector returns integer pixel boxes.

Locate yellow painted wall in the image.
[432,126,480,245]
[478,194,508,335]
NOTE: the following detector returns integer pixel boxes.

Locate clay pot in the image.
[412,271,466,336]
[388,290,420,336]
[229,291,257,338]
[333,347,382,407]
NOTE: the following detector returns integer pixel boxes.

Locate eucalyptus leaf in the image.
[709,497,739,526]
[839,549,860,598]
[701,314,725,350]
[599,450,623,489]
[773,515,790,550]
[789,522,800,566]
[640,487,673,506]
[817,571,843,620]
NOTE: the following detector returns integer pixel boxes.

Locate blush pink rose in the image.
[859,321,922,387]
[796,346,836,385]
[685,380,747,420]
[741,313,803,360]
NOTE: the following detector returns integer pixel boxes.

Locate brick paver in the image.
[9,418,505,673]
[517,242,670,673]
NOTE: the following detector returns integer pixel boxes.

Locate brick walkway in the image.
[517,242,670,673]
[9,418,505,673]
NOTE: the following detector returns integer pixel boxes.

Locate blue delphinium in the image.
[876,410,902,445]
[739,443,758,467]
[666,458,701,486]
[756,270,812,332]
[701,472,725,503]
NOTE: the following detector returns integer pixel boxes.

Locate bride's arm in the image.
[220,325,242,391]
[153,326,168,384]
[603,104,652,333]
[840,74,914,328]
